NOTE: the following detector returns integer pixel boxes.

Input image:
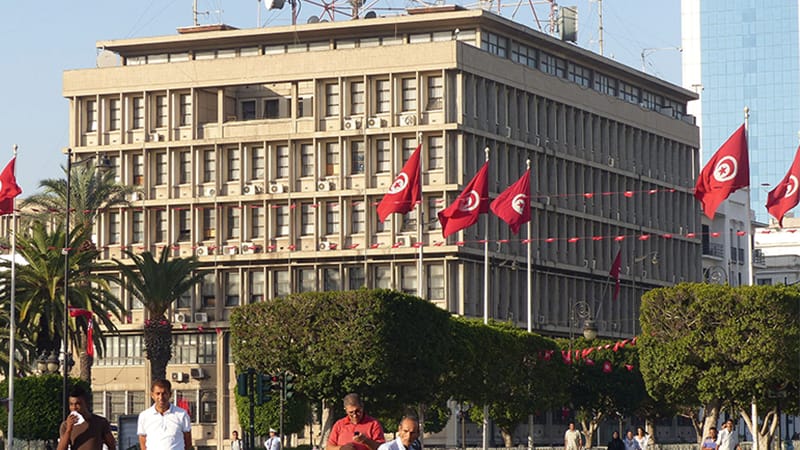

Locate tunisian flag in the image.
[490,169,531,234]
[69,308,95,357]
[609,249,622,301]
[694,125,750,219]
[766,145,800,227]
[0,157,22,215]
[376,144,421,222]
[438,162,489,238]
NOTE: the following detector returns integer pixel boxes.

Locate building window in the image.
[428,135,444,170]
[155,152,167,185]
[325,142,339,176]
[86,100,97,132]
[203,150,216,183]
[242,100,257,120]
[174,391,197,423]
[352,202,365,234]
[250,206,263,239]
[400,265,417,294]
[351,141,365,174]
[97,335,144,366]
[325,83,340,117]
[273,270,290,298]
[300,144,314,178]
[179,151,191,184]
[510,42,537,68]
[132,155,144,186]
[251,146,265,180]
[179,93,192,126]
[277,145,289,179]
[199,390,217,424]
[567,62,592,88]
[426,76,443,110]
[402,138,416,162]
[481,32,508,57]
[131,211,144,244]
[374,265,391,289]
[106,392,126,425]
[276,206,289,237]
[618,81,640,104]
[227,207,240,240]
[201,273,216,308]
[348,266,365,290]
[540,52,566,78]
[326,202,340,235]
[225,272,240,307]
[172,333,216,364]
[427,264,444,299]
[227,148,240,181]
[376,140,391,173]
[250,271,265,303]
[154,210,167,243]
[109,99,121,131]
[427,197,441,230]
[155,95,168,128]
[177,290,191,309]
[202,208,216,240]
[264,99,280,119]
[323,268,341,291]
[593,73,617,96]
[301,203,315,236]
[178,210,191,242]
[129,392,146,418]
[350,81,365,115]
[375,79,390,114]
[401,78,417,112]
[298,96,313,118]
[109,212,120,245]
[298,268,316,292]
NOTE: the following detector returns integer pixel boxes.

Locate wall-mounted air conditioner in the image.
[400,114,417,126]
[318,241,333,251]
[367,117,384,128]
[396,236,413,247]
[317,180,332,191]
[171,372,187,382]
[194,312,209,323]
[174,312,192,323]
[190,368,207,379]
[195,246,210,256]
[227,246,239,255]
[268,183,286,194]
[129,192,142,202]
[204,187,217,197]
[241,242,261,254]
[243,184,262,195]
[343,118,362,130]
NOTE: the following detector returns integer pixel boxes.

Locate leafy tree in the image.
[0,222,124,374]
[0,374,89,441]
[640,283,800,449]
[114,247,204,382]
[234,388,310,438]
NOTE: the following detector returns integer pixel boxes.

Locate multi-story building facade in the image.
[60,6,700,448]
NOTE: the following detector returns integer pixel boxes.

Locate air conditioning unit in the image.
[367,116,384,128]
[174,312,192,323]
[195,246,210,256]
[318,241,333,251]
[396,236,413,247]
[317,180,332,191]
[194,312,208,323]
[241,242,261,254]
[401,114,417,126]
[343,118,362,130]
[190,367,208,379]
[243,184,262,195]
[268,183,285,194]
[204,187,217,197]
[607,157,615,168]
[150,132,163,142]
[129,192,142,202]
[171,372,187,382]
[227,246,239,255]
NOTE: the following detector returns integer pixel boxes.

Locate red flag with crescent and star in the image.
[766,145,800,227]
[376,144,421,222]
[490,168,531,235]
[69,308,95,357]
[694,124,750,219]
[438,162,489,238]
[0,157,22,215]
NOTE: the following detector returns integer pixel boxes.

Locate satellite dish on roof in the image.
[364,10,377,18]
[307,15,320,23]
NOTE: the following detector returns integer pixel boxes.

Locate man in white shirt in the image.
[564,422,583,450]
[137,379,192,450]
[717,420,742,450]
[377,417,421,450]
[266,428,282,450]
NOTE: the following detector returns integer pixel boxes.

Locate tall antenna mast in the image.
[193,0,199,26]
[597,0,604,55]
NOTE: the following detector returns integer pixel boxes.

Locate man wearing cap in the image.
[266,428,281,450]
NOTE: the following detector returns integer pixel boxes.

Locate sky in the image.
[0,0,682,197]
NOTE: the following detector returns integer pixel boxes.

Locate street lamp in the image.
[62,148,112,418]
[582,320,598,340]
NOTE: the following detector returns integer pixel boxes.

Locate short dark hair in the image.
[151,379,172,392]
[69,385,89,400]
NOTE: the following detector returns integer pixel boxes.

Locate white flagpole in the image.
[483,146,490,450]
[744,106,758,450]
[8,144,18,449]
[526,158,534,450]
[417,132,424,300]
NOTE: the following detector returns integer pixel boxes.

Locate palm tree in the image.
[0,221,125,373]
[114,247,204,382]
[21,159,134,230]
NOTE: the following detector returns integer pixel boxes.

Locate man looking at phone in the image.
[57,385,116,450]
[327,393,385,450]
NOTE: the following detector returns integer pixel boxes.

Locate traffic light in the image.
[270,374,282,392]
[256,373,272,405]
[284,373,295,399]
[236,373,249,397]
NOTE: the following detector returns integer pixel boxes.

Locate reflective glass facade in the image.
[698,0,800,221]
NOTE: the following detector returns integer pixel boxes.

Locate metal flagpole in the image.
[7,144,18,449]
[483,146,490,450]
[744,106,758,450]
[417,132,424,300]
[526,158,534,450]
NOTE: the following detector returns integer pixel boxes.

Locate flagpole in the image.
[483,146,490,450]
[7,144,17,450]
[744,106,754,286]
[526,158,534,450]
[417,132,424,299]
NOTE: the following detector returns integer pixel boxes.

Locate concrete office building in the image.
[59,6,701,448]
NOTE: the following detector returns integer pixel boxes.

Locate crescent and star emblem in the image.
[511,193,527,215]
[785,175,799,198]
[458,190,481,212]
[712,156,738,183]
[387,173,408,194]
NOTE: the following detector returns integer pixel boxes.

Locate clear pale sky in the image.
[0,0,681,197]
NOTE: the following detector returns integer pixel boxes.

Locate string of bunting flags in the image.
[541,336,638,373]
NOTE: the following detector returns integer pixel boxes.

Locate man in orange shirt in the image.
[326,394,385,450]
